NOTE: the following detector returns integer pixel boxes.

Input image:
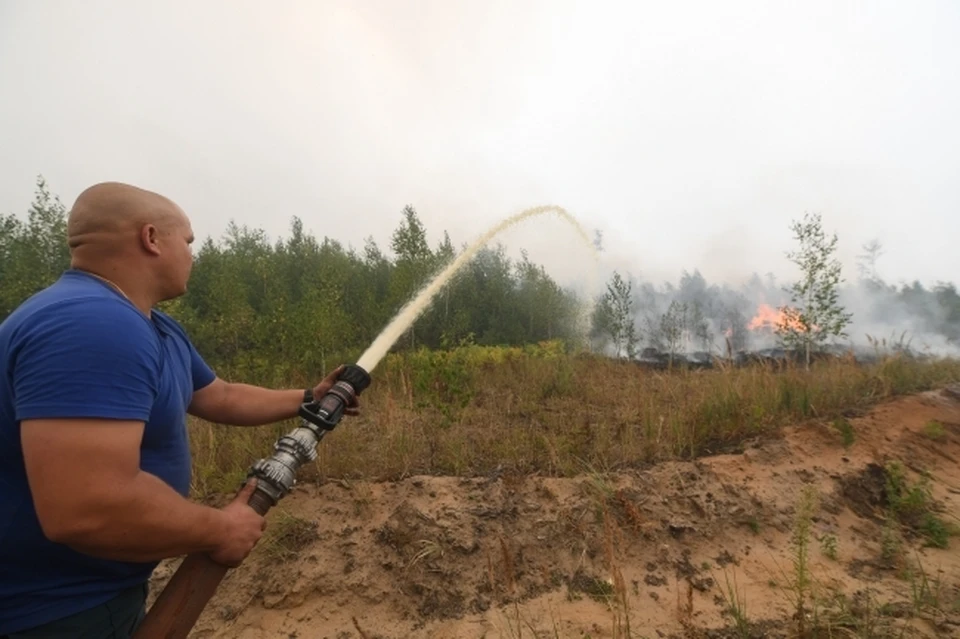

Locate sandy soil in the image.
[148,385,960,638]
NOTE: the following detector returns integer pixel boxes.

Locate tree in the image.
[856,238,884,287]
[658,300,686,365]
[687,300,713,351]
[0,176,593,366]
[933,282,960,344]
[720,304,749,354]
[776,212,853,368]
[593,271,639,359]
[388,205,435,349]
[0,175,70,317]
[592,229,604,253]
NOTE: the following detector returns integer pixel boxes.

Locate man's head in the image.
[67,182,195,303]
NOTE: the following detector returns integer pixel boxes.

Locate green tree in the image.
[0,177,605,368]
[0,176,71,317]
[389,205,435,349]
[593,271,639,358]
[658,300,686,365]
[776,212,853,368]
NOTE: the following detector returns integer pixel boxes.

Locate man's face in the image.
[158,210,195,300]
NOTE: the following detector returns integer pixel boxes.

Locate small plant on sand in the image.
[779,485,820,637]
[921,419,947,441]
[884,461,955,549]
[406,539,445,570]
[879,516,904,567]
[600,506,633,638]
[819,533,839,561]
[257,509,319,561]
[831,417,856,448]
[903,552,944,615]
[715,567,750,638]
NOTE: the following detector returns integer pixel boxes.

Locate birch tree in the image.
[777,212,853,368]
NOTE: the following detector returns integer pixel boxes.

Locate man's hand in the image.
[208,479,266,567]
[310,365,360,416]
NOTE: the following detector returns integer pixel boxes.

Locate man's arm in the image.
[188,378,303,426]
[188,366,357,426]
[21,416,261,564]
[13,300,263,566]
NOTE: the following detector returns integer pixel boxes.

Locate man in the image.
[0,182,360,638]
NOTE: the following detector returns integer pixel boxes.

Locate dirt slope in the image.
[148,386,960,638]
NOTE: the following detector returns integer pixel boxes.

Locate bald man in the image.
[0,182,359,638]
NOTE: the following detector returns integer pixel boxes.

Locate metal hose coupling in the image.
[247,364,371,510]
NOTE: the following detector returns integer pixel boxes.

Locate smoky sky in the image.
[1,0,958,295]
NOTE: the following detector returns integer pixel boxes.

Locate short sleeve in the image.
[189,341,216,392]
[13,299,162,423]
[151,309,217,392]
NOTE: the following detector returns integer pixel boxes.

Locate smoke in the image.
[587,265,960,360]
[838,280,960,358]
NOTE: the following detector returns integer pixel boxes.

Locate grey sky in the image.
[1,0,958,296]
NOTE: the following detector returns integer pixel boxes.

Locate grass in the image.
[736,479,958,639]
[832,417,856,448]
[187,347,960,500]
[176,344,960,638]
[921,419,947,441]
[787,485,818,637]
[883,461,958,550]
[257,508,318,561]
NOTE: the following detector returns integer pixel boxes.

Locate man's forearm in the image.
[213,383,303,426]
[51,470,228,563]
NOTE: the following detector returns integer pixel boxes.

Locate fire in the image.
[748,303,807,332]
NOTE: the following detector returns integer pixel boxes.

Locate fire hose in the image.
[128,205,594,638]
[132,364,371,639]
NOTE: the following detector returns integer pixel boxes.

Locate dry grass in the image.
[187,348,960,500]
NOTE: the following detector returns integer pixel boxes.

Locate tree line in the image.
[2,177,959,377]
[0,177,584,379]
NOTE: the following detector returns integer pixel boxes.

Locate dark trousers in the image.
[2,583,148,639]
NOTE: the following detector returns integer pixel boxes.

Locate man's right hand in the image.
[209,479,266,567]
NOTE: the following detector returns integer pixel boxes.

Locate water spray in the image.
[133,205,598,639]
[357,204,600,370]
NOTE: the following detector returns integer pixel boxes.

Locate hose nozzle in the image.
[247,364,371,509]
[299,364,370,430]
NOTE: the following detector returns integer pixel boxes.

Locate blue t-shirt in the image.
[0,269,217,634]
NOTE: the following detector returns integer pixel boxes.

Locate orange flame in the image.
[748,303,807,332]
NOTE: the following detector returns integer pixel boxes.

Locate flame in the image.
[748,303,807,332]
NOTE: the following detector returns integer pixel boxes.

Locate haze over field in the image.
[1,1,958,353]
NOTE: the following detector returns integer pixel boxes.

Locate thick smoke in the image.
[590,266,960,360]
[838,279,960,357]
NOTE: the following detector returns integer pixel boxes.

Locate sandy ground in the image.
[148,385,960,638]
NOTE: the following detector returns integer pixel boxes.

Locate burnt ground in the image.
[148,386,960,638]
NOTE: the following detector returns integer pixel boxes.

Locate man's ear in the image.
[140,223,162,256]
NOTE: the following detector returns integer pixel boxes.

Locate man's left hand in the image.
[311,365,361,416]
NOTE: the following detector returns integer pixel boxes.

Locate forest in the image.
[2,176,959,382]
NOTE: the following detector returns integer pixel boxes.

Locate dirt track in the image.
[149,386,960,638]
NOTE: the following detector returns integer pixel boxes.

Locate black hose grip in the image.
[297,364,370,431]
[338,364,371,394]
